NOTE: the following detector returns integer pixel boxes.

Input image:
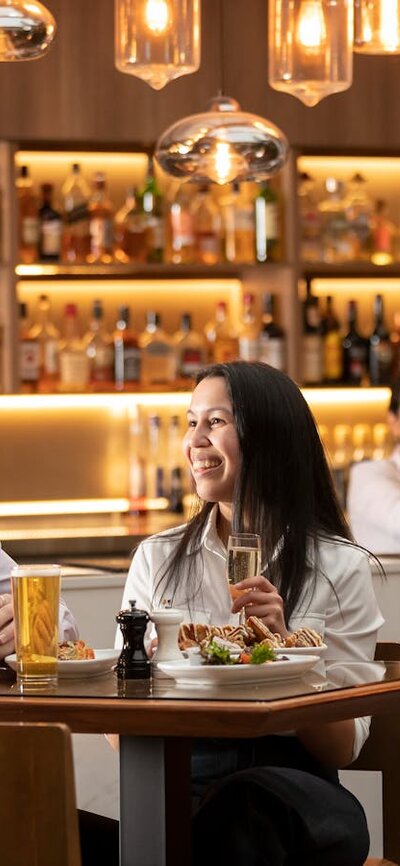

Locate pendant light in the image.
[0,1,56,61]
[268,0,353,107]
[354,0,400,54]
[155,0,288,185]
[155,94,289,185]
[114,0,201,90]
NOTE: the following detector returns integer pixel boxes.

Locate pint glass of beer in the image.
[11,564,61,686]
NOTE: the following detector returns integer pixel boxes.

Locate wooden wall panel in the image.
[0,0,396,151]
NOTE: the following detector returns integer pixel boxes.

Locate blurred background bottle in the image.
[16,165,39,264]
[297,171,322,262]
[258,292,286,371]
[29,293,60,392]
[191,184,221,265]
[113,305,141,391]
[61,163,91,264]
[254,180,282,263]
[114,187,147,264]
[165,184,195,264]
[221,181,255,264]
[346,173,372,261]
[18,301,40,393]
[140,311,176,386]
[238,292,260,361]
[342,299,368,385]
[38,183,62,262]
[204,300,239,364]
[84,299,114,389]
[369,293,393,385]
[370,199,395,266]
[319,177,355,263]
[301,284,323,385]
[58,303,90,392]
[321,295,343,385]
[87,172,114,264]
[173,312,207,379]
[138,157,165,264]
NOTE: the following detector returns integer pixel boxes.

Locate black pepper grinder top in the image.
[115,599,151,680]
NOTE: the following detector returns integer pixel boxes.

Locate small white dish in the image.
[5,649,120,679]
[158,654,319,687]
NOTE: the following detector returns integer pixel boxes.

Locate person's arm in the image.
[295,545,384,767]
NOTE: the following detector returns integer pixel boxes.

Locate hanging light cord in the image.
[218,0,225,96]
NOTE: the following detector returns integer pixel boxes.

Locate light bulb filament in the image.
[144,0,170,35]
[296,0,327,50]
[213,141,233,184]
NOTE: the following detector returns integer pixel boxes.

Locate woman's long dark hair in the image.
[154,361,352,621]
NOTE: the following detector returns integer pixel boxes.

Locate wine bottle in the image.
[369,293,393,385]
[342,300,368,386]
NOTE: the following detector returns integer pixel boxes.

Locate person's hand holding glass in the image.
[227,532,288,638]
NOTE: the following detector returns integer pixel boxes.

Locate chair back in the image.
[352,642,400,866]
[0,722,81,866]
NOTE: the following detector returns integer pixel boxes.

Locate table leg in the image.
[119,736,192,866]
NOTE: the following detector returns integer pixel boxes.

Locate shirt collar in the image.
[202,505,227,561]
[391,444,400,472]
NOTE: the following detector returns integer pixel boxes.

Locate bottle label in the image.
[43,338,59,376]
[90,345,114,383]
[259,335,286,371]
[180,347,204,377]
[118,346,141,384]
[89,217,113,254]
[19,340,40,381]
[323,333,343,381]
[142,344,176,383]
[59,351,90,389]
[41,220,62,256]
[170,208,195,247]
[302,335,323,383]
[239,336,259,362]
[22,216,39,245]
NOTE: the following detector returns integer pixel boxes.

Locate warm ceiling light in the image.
[354,0,400,53]
[0,1,56,61]
[268,0,353,106]
[155,94,289,185]
[114,0,201,90]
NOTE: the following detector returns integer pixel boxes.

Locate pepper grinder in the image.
[151,608,184,678]
[116,599,151,680]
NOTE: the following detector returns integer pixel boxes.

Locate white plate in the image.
[5,649,120,679]
[278,644,327,656]
[158,654,320,686]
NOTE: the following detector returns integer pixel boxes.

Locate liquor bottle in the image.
[85,299,114,389]
[191,184,222,265]
[297,171,322,263]
[220,181,255,264]
[173,312,207,379]
[370,199,395,266]
[258,293,286,372]
[346,173,372,261]
[342,300,369,386]
[204,301,239,364]
[140,311,176,386]
[331,424,353,509]
[114,187,147,264]
[165,184,195,264]
[61,163,91,264]
[390,310,400,382]
[301,285,323,385]
[29,293,60,392]
[18,302,40,393]
[238,292,260,361]
[58,303,90,392]
[321,295,343,385]
[138,158,165,263]
[254,181,282,263]
[369,293,393,385]
[128,410,147,514]
[38,183,62,262]
[318,177,355,263]
[87,172,114,264]
[113,305,141,391]
[167,415,184,513]
[16,165,39,264]
[146,414,165,501]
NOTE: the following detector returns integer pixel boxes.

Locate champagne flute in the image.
[226,532,261,625]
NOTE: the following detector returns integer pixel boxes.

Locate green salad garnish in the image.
[201,640,237,665]
[250,643,277,664]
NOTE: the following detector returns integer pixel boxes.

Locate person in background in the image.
[0,541,79,660]
[347,380,400,554]
[117,360,383,866]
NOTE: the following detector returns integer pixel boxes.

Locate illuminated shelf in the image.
[302,263,400,278]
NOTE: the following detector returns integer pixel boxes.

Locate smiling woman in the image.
[115,360,383,866]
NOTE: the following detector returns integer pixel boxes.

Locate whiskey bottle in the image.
[204,301,239,364]
[87,172,114,264]
[16,165,39,264]
[146,414,165,501]
[173,313,207,379]
[321,295,343,385]
[220,181,255,265]
[113,305,141,390]
[61,163,91,264]
[138,158,165,264]
[318,178,355,263]
[342,300,368,386]
[114,187,147,264]
[370,199,395,266]
[85,299,114,389]
[140,311,176,386]
[238,292,260,362]
[369,293,393,386]
[165,184,195,264]
[258,293,286,372]
[346,173,372,261]
[297,171,322,263]
[191,184,222,265]
[58,303,90,392]
[29,293,60,392]
[38,183,62,262]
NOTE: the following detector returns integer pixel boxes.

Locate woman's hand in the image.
[0,593,15,660]
[231,575,289,639]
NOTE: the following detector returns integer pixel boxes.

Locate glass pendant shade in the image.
[354,0,400,53]
[155,95,289,185]
[268,0,353,107]
[0,1,56,61]
[114,0,201,90]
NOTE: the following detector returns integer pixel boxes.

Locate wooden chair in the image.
[0,722,81,866]
[351,642,400,866]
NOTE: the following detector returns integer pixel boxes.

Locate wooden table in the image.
[1,658,400,866]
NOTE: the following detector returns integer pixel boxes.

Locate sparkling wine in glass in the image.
[227,532,261,623]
